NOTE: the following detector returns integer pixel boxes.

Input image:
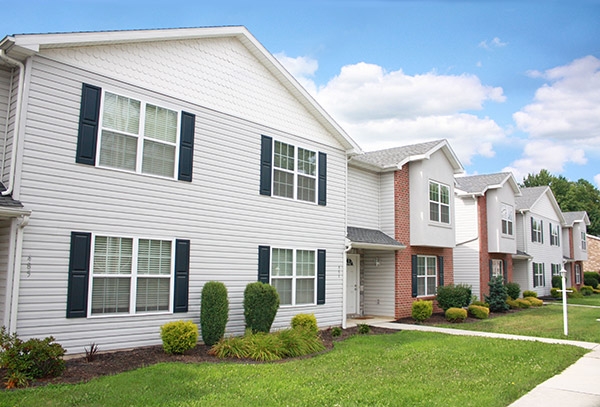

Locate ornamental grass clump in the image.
[200,281,229,346]
[411,300,433,323]
[160,320,198,355]
[445,307,467,323]
[468,304,489,319]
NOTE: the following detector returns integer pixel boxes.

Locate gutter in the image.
[0,50,25,197]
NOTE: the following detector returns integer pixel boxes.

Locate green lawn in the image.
[567,295,600,306]
[0,331,586,407]
[436,303,600,343]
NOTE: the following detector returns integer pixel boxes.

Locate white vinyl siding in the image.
[347,166,381,230]
[13,54,348,353]
[362,251,395,316]
[0,219,11,325]
[453,196,481,298]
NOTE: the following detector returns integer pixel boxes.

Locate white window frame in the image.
[492,259,504,279]
[417,255,438,297]
[575,264,582,284]
[551,263,562,277]
[429,180,451,225]
[96,89,181,179]
[272,140,318,204]
[270,247,317,306]
[88,234,175,317]
[501,204,514,236]
[550,223,560,246]
[531,217,543,243]
[533,262,545,288]
[581,232,587,251]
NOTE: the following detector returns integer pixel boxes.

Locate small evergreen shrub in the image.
[505,282,521,300]
[357,324,370,335]
[580,285,594,296]
[522,290,537,298]
[485,276,509,313]
[583,272,600,288]
[435,284,472,311]
[411,300,433,323]
[550,287,561,299]
[471,300,489,308]
[244,282,280,334]
[552,275,562,289]
[291,313,318,336]
[468,304,489,319]
[0,327,66,388]
[523,297,543,307]
[160,320,198,354]
[331,327,342,337]
[445,307,467,323]
[200,281,229,346]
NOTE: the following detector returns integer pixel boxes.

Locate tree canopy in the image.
[521,169,600,236]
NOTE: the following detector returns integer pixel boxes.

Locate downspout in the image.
[0,50,25,197]
[8,214,29,333]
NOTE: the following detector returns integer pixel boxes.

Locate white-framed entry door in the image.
[346,254,360,315]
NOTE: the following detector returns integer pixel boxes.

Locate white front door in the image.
[347,254,360,315]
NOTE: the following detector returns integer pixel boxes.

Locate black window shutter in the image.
[76,83,101,165]
[173,239,190,313]
[260,135,273,196]
[318,152,327,206]
[178,112,195,182]
[438,256,444,287]
[533,264,537,288]
[530,217,535,242]
[502,259,507,282]
[258,245,270,283]
[549,222,552,244]
[411,255,418,297]
[542,263,546,287]
[489,259,493,281]
[66,232,92,318]
[317,249,326,304]
[540,220,544,244]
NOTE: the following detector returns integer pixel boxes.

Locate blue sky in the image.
[3,0,600,185]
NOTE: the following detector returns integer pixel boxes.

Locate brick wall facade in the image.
[583,234,600,273]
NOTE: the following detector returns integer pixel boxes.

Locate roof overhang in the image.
[347,227,405,251]
[512,250,532,260]
[394,140,464,174]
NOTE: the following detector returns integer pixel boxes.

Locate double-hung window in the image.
[491,259,504,279]
[90,235,173,315]
[533,262,545,287]
[575,264,582,284]
[531,217,543,243]
[550,223,560,246]
[271,248,316,306]
[417,256,437,296]
[551,263,562,277]
[501,204,514,236]
[98,91,179,178]
[273,141,317,203]
[581,232,587,250]
[429,181,450,224]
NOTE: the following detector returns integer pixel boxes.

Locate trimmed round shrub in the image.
[505,282,521,300]
[523,296,543,307]
[445,307,467,323]
[468,304,489,319]
[485,276,509,313]
[552,275,562,289]
[550,287,561,299]
[522,290,537,298]
[160,320,198,354]
[411,300,433,323]
[435,284,472,311]
[584,272,600,289]
[507,299,519,309]
[581,285,594,296]
[471,300,489,308]
[244,282,280,333]
[200,281,229,346]
[515,298,531,308]
[291,313,318,336]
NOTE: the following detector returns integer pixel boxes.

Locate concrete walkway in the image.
[348,318,600,407]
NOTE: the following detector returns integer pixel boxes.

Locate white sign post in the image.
[559,267,571,336]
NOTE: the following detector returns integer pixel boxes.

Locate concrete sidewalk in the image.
[351,318,600,407]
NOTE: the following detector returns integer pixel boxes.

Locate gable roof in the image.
[562,211,591,227]
[350,139,463,173]
[515,186,565,223]
[455,172,521,196]
[0,26,361,155]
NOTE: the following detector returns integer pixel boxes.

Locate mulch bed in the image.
[2,325,396,389]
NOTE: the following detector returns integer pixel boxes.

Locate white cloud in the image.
[274,52,319,96]
[513,55,600,148]
[595,174,600,188]
[479,37,508,49]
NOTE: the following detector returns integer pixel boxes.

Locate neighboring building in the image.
[0,27,362,353]
[514,186,565,297]
[348,140,463,318]
[583,234,600,273]
[454,173,521,300]
[562,212,590,287]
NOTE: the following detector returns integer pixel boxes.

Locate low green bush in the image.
[580,285,594,296]
[468,304,489,319]
[357,324,371,335]
[330,327,342,337]
[200,281,229,346]
[291,313,318,336]
[445,307,467,323]
[0,327,66,388]
[471,300,489,308]
[583,272,600,289]
[515,298,531,308]
[244,282,280,334]
[551,275,562,289]
[523,297,543,307]
[435,284,472,311]
[160,320,198,355]
[411,300,433,323]
[522,290,537,298]
[505,282,521,300]
[550,287,561,299]
[567,287,583,299]
[506,299,519,309]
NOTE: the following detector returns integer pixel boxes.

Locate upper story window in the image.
[501,204,514,236]
[531,217,543,243]
[549,223,560,246]
[429,181,450,224]
[76,83,195,182]
[582,232,587,251]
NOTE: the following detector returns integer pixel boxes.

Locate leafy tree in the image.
[521,170,600,236]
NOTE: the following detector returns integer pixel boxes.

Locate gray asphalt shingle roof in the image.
[562,211,589,226]
[347,227,404,248]
[0,183,23,209]
[515,186,549,210]
[351,140,445,168]
[455,172,513,194]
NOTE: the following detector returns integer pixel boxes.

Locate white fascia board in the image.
[351,242,406,251]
